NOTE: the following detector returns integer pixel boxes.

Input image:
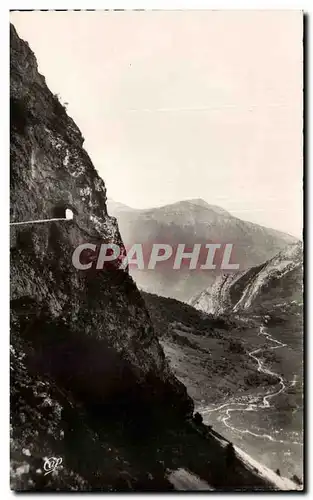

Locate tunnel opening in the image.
[65,209,74,220]
[52,205,77,220]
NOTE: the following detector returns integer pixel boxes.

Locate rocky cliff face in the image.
[10,24,192,491]
[190,242,303,315]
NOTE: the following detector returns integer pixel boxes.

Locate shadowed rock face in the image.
[10,24,193,491]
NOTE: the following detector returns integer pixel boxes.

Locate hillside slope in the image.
[143,242,303,481]
[142,292,278,406]
[143,287,303,482]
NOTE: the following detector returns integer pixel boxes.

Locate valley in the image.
[199,324,303,480]
[143,287,303,484]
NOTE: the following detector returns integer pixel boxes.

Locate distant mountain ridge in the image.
[108,198,298,301]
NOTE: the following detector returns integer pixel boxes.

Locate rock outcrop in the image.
[191,242,303,316]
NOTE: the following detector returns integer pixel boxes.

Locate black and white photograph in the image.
[9,8,304,492]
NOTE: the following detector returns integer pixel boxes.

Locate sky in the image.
[10,10,303,237]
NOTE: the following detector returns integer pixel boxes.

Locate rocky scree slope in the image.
[190,242,303,317]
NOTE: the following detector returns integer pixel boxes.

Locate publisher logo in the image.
[43,457,63,475]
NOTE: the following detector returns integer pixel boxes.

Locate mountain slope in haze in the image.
[107,198,297,302]
[11,24,279,492]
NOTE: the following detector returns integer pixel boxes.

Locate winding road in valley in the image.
[170,326,302,491]
[199,325,302,447]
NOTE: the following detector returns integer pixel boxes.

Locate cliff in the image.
[10,24,192,491]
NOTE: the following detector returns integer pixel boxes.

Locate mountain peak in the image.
[183,199,230,215]
[185,198,210,207]
[149,198,231,216]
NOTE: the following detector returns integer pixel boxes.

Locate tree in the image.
[292,474,302,486]
[193,412,203,425]
[226,442,236,467]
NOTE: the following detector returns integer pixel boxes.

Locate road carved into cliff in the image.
[10,217,68,225]
[10,209,74,226]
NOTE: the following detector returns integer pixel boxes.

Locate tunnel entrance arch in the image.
[52,204,77,220]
